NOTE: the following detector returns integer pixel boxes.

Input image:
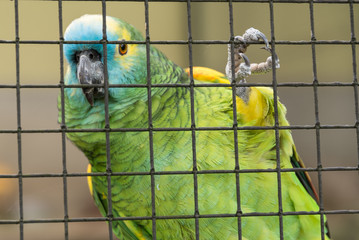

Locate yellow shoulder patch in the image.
[185,66,271,125]
[185,66,230,84]
[236,87,269,125]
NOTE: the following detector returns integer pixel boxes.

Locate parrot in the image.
[59,14,330,239]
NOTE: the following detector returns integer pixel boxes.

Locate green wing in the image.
[290,148,331,238]
[187,67,331,239]
[290,147,319,203]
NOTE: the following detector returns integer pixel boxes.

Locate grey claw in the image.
[227,28,279,81]
[257,32,270,51]
[239,53,250,67]
[260,46,279,64]
[260,46,272,53]
[267,47,279,62]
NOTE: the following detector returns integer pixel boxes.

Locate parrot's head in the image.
[64,14,149,106]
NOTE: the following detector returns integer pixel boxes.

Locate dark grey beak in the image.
[76,50,105,106]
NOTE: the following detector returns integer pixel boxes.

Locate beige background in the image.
[0,1,358,239]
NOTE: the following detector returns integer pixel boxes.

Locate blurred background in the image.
[0,0,358,239]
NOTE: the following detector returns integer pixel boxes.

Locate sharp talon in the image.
[260,46,272,53]
[257,32,270,51]
[266,48,279,62]
[239,53,250,67]
[227,28,279,79]
[261,46,278,63]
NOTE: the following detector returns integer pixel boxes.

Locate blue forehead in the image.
[64,15,119,64]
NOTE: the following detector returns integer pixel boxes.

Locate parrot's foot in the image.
[225,28,280,100]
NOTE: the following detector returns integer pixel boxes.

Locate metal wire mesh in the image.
[0,0,358,240]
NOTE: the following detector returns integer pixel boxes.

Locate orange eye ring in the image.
[119,42,128,55]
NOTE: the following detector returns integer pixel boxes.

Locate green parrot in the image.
[59,15,330,239]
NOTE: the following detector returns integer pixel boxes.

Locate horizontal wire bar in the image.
[0,82,358,89]
[0,166,357,179]
[29,0,359,4]
[0,39,358,45]
[1,209,358,225]
[1,124,359,134]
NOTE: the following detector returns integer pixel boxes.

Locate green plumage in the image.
[59,15,329,239]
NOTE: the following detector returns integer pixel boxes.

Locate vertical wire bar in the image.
[268,1,283,239]
[227,1,242,239]
[14,0,24,239]
[348,0,359,169]
[143,1,157,239]
[308,1,325,239]
[101,2,114,240]
[57,0,69,239]
[186,1,200,239]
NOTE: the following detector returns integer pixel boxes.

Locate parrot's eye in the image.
[119,42,128,55]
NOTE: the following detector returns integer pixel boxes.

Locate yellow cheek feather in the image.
[114,28,137,70]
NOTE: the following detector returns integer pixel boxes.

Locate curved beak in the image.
[76,50,104,106]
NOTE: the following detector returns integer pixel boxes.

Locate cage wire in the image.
[0,0,358,239]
